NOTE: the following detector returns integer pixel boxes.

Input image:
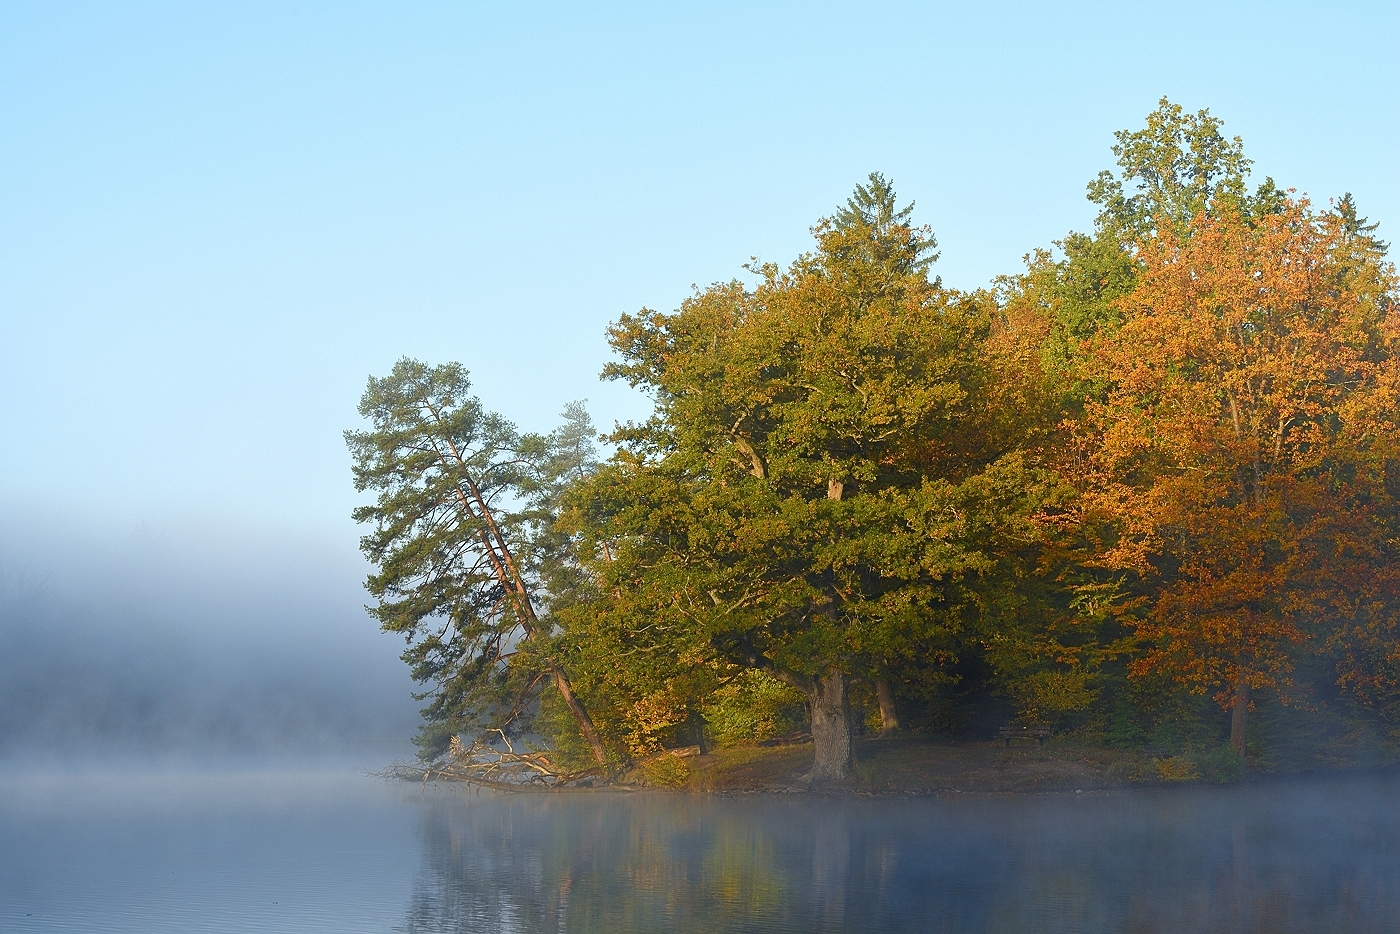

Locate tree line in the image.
[347,100,1400,782]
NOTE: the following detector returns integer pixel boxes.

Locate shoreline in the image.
[404,736,1400,797]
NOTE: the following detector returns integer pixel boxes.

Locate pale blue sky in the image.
[2,0,1396,600]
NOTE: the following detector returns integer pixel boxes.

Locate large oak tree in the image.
[564,177,1061,781]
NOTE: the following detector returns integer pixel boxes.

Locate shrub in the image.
[1194,745,1244,784]
[640,754,691,788]
[704,670,806,747]
[1011,669,1095,725]
[1156,755,1201,782]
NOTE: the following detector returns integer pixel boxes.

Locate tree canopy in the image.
[350,100,1400,783]
[346,360,607,764]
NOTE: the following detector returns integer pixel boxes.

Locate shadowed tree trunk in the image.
[806,669,854,782]
[798,481,856,780]
[1229,676,1250,759]
[750,662,855,783]
[875,679,901,737]
[685,708,710,755]
[724,648,854,783]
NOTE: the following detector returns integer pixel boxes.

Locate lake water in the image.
[4,764,1400,933]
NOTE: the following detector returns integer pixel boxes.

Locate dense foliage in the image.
[350,100,1399,780]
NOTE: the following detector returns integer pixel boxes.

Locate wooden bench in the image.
[999,724,1051,747]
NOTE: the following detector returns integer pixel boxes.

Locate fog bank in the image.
[0,510,419,763]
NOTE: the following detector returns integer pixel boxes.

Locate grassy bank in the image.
[616,735,1275,794]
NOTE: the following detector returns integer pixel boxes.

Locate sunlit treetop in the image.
[1086,96,1286,242]
[828,171,940,278]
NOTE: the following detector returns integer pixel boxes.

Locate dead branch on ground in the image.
[372,732,610,791]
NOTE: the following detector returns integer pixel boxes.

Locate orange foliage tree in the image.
[1073,197,1400,756]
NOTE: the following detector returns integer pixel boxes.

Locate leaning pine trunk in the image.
[1229,677,1250,759]
[457,474,611,770]
[551,667,609,767]
[805,669,854,782]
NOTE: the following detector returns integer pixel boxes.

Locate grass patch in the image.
[620,734,1295,793]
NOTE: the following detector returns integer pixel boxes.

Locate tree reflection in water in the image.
[399,778,1400,933]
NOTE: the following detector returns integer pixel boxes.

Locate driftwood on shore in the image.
[374,732,721,792]
[376,732,609,791]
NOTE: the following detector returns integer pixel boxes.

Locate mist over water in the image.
[0,512,419,764]
[5,487,1399,934]
[6,505,1400,933]
[397,779,1400,933]
[6,770,1400,933]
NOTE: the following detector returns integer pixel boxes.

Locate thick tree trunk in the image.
[552,667,609,767]
[875,679,901,737]
[1229,677,1250,759]
[802,477,854,780]
[805,669,854,782]
[686,708,710,755]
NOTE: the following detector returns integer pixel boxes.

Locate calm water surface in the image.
[3,764,1400,932]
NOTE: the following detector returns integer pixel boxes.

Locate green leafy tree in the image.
[1086,97,1254,242]
[1007,98,1289,384]
[346,359,608,764]
[564,177,1062,781]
